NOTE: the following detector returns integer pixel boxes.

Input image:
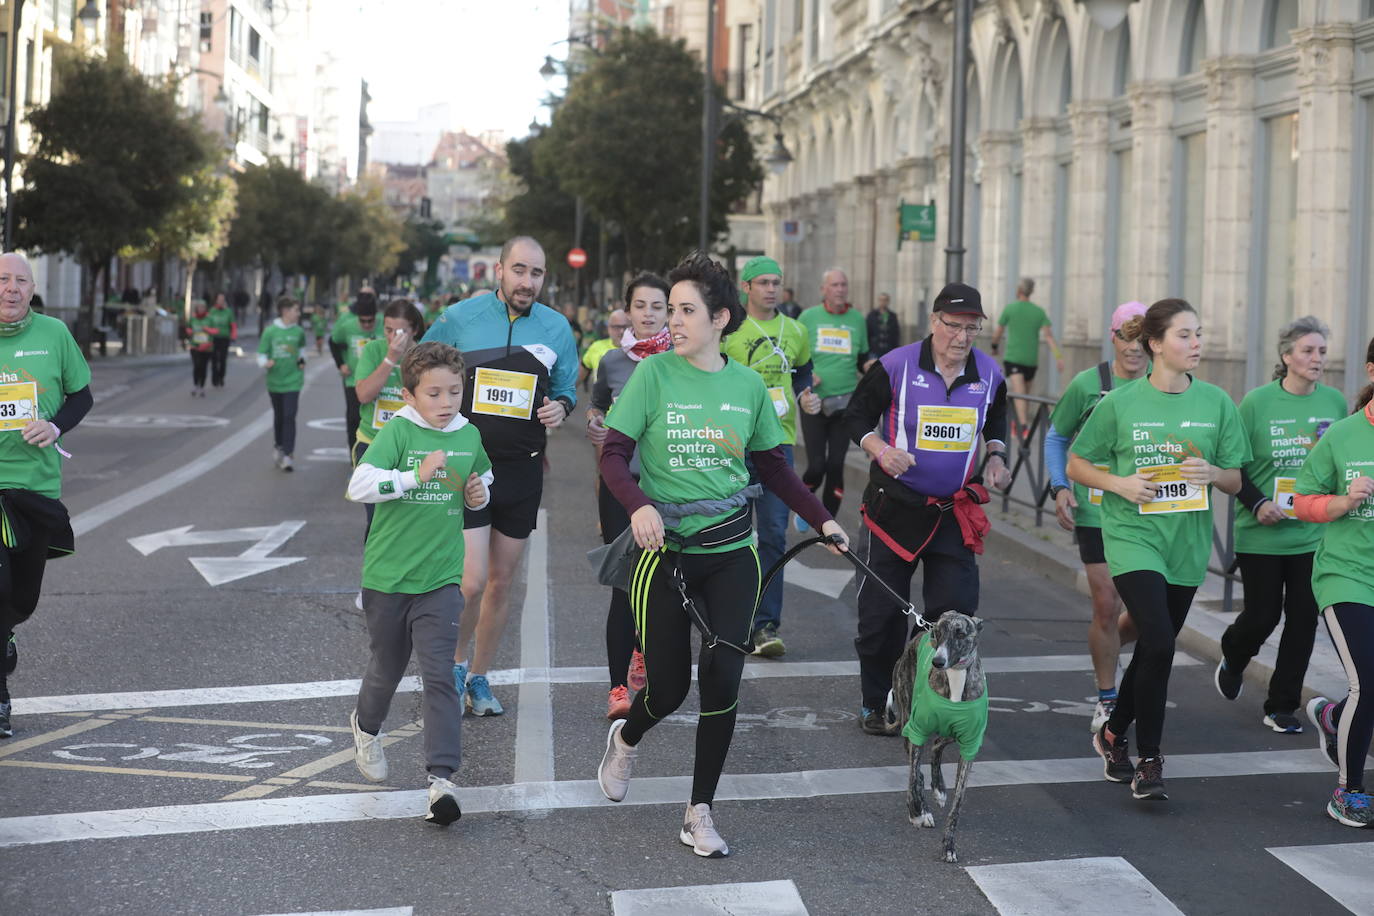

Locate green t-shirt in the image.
[207,306,235,339]
[1295,410,1374,609]
[900,632,989,761]
[1049,365,1142,530]
[606,352,784,553]
[1071,376,1251,586]
[188,314,214,350]
[997,300,1051,367]
[257,322,307,393]
[354,338,404,445]
[720,313,811,444]
[797,305,869,399]
[310,311,326,336]
[0,313,92,498]
[330,312,377,376]
[360,416,492,594]
[1234,380,1348,556]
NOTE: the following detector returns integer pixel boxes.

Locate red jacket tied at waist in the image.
[936,483,991,555]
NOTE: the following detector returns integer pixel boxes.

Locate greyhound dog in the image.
[889,610,987,863]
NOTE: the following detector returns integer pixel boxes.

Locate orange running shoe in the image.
[627,649,647,692]
[607,685,631,719]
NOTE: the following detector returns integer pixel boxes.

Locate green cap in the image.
[739,255,782,304]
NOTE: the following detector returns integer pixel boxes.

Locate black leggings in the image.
[190,350,211,387]
[342,384,361,450]
[269,391,299,456]
[619,545,760,806]
[211,337,231,386]
[1323,603,1374,792]
[598,476,636,688]
[1106,570,1197,758]
[0,527,54,704]
[799,408,851,516]
[1221,552,1318,714]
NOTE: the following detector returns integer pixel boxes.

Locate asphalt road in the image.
[3,340,1371,916]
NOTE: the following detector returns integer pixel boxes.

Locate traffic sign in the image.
[567,247,588,269]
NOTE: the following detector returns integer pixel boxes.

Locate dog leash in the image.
[670,533,931,657]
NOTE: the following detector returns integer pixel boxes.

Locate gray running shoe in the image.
[680,802,729,857]
[349,709,387,783]
[1306,696,1339,768]
[425,774,462,826]
[598,719,637,802]
[750,623,784,658]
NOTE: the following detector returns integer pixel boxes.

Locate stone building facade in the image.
[743,0,1374,400]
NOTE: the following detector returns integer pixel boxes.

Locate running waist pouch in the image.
[587,506,753,591]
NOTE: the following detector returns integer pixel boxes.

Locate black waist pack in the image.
[587,506,753,591]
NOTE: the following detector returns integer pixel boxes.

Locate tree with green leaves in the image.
[14,52,216,353]
[224,161,333,281]
[395,215,450,296]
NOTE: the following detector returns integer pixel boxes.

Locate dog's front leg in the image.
[907,742,934,828]
[941,758,974,863]
[929,737,952,808]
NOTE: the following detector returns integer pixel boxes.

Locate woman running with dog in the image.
[1214,317,1347,734]
[1069,299,1249,801]
[595,252,848,858]
[1293,336,1374,828]
[586,272,671,720]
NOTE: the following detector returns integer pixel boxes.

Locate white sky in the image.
[362,0,571,138]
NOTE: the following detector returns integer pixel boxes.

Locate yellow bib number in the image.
[1273,477,1298,519]
[191,330,209,346]
[373,389,405,430]
[472,367,537,419]
[1138,463,1209,514]
[0,381,38,432]
[916,405,977,452]
[767,387,789,418]
[815,327,852,354]
[1089,464,1108,506]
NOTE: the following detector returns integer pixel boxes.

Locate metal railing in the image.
[999,392,1240,613]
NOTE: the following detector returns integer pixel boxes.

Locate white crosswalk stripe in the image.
[1267,842,1374,916]
[611,880,808,915]
[966,856,1184,916]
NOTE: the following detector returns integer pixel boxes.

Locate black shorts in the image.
[464,455,544,539]
[1075,525,1106,565]
[1004,361,1038,384]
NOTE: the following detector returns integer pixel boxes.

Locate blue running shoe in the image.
[1327,787,1373,827]
[452,662,468,706]
[466,674,504,716]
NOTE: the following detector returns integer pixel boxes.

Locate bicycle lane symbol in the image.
[53,733,333,770]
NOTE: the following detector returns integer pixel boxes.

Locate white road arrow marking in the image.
[129,521,307,586]
[787,559,853,599]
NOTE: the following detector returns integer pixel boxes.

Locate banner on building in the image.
[898,201,936,249]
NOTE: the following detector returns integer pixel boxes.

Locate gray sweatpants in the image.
[356,584,464,775]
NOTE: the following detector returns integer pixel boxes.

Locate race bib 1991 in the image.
[1138,463,1209,515]
[472,367,537,419]
[815,327,852,354]
[916,405,977,452]
[1273,476,1298,519]
[0,381,38,432]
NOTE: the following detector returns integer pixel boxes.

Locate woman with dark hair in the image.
[1214,317,1347,733]
[1069,299,1250,801]
[595,252,849,857]
[586,272,671,719]
[1297,335,1374,828]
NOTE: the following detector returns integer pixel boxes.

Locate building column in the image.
[976,130,1019,319]
[896,156,935,339]
[1126,82,1174,301]
[871,168,900,310]
[850,175,878,309]
[831,180,859,302]
[1293,24,1356,348]
[1017,117,1058,306]
[1065,103,1111,345]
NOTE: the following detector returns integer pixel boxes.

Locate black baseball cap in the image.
[932,282,985,317]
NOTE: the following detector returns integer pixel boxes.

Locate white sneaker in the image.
[355,591,364,611]
[597,719,637,802]
[349,709,387,782]
[680,802,729,858]
[425,774,462,826]
[279,453,294,472]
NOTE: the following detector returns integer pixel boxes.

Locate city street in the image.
[3,341,1371,916]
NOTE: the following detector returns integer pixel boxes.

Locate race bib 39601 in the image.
[916,405,977,452]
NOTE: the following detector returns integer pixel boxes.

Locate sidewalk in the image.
[841,447,1351,706]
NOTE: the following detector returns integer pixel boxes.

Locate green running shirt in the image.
[1296,409,1374,610]
[721,313,811,445]
[797,305,868,399]
[1049,367,1143,530]
[0,313,91,498]
[257,322,307,393]
[997,300,1050,367]
[901,632,989,761]
[354,338,404,445]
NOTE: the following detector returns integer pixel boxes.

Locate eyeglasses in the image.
[935,314,983,338]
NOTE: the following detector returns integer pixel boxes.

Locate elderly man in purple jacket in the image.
[844,282,1012,735]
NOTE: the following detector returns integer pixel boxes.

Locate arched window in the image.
[1181,0,1207,75]
[1263,0,1299,50]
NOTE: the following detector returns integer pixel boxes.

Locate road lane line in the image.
[1267,842,1374,916]
[217,722,421,801]
[966,857,1184,916]
[20,652,1198,714]
[0,717,116,758]
[70,360,332,537]
[513,510,554,784]
[254,909,413,916]
[611,880,809,915]
[0,759,255,783]
[0,747,1335,848]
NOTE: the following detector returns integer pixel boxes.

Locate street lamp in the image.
[1075,0,1135,31]
[764,132,793,176]
[77,0,101,25]
[946,0,972,282]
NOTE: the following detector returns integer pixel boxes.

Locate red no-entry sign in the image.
[567,248,588,269]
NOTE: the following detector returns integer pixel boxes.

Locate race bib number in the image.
[472,367,537,419]
[373,391,404,430]
[916,405,977,452]
[191,330,209,346]
[767,387,788,418]
[1273,477,1298,519]
[1089,464,1108,506]
[815,327,852,354]
[0,381,38,431]
[1138,463,1209,515]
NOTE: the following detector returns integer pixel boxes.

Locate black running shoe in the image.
[1092,729,1134,783]
[1263,712,1303,734]
[1132,756,1167,800]
[1214,660,1243,701]
[0,702,11,739]
[4,632,14,676]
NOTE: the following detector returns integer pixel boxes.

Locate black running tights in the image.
[619,545,760,806]
[1106,570,1197,758]
[799,408,850,516]
[1323,603,1374,792]
[0,528,53,703]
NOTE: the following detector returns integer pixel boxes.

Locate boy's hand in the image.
[464,472,487,506]
[417,449,447,483]
[264,359,276,369]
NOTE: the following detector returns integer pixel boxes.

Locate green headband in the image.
[740,256,781,285]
